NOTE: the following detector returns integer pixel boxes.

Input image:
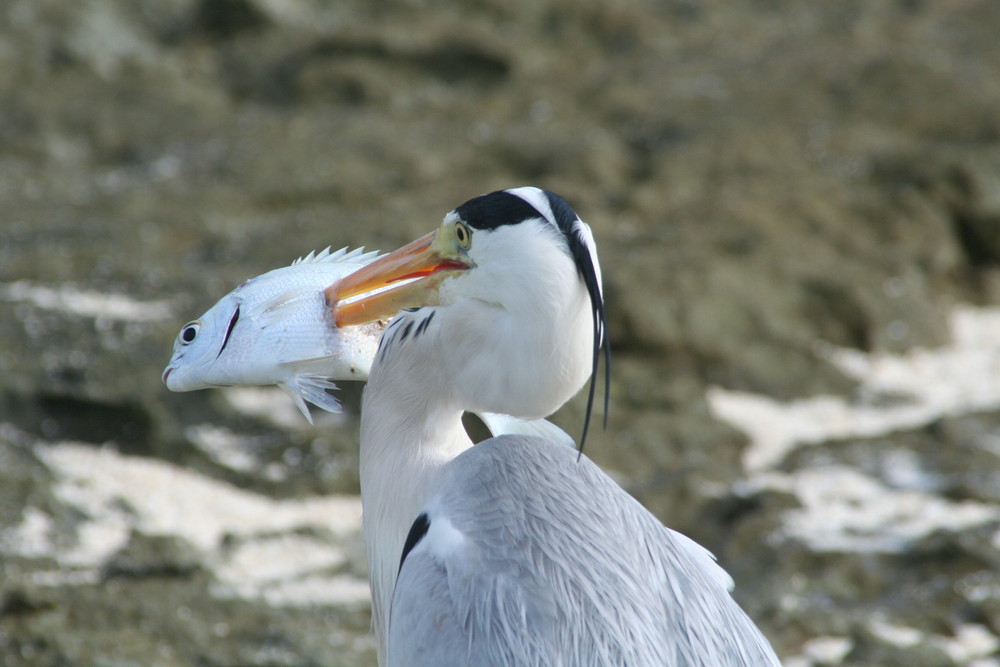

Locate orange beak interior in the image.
[325,230,470,327]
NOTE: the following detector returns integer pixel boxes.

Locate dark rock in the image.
[102,531,204,580]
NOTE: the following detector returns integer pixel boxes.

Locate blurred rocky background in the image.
[2,0,1000,664]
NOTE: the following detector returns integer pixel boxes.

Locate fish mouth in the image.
[162,366,174,384]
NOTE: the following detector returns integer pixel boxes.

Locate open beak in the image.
[325,230,471,327]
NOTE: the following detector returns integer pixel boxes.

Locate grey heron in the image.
[325,187,780,666]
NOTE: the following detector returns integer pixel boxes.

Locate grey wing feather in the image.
[388,435,779,667]
[387,548,476,666]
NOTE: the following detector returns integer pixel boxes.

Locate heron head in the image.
[325,187,609,444]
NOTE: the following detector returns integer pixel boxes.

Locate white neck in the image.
[358,316,472,657]
[356,222,597,660]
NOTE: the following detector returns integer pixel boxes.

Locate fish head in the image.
[162,289,248,391]
[163,258,385,394]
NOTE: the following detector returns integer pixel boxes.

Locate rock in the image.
[102,531,204,580]
[2,0,1000,663]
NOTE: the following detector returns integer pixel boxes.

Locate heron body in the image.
[390,436,777,666]
[326,187,780,666]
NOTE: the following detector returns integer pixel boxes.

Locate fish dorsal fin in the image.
[291,246,380,266]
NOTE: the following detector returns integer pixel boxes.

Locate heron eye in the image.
[455,221,471,249]
[180,321,200,344]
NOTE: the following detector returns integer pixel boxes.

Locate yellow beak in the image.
[325,230,471,327]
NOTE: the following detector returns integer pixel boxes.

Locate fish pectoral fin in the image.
[280,375,342,423]
[278,383,315,424]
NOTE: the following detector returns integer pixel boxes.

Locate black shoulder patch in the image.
[453,191,543,231]
[398,512,431,574]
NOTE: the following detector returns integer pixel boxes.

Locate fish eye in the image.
[455,221,471,249]
[180,321,201,345]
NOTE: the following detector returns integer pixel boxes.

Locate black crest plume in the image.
[540,190,610,453]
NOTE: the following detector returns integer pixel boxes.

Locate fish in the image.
[163,246,576,446]
[162,246,386,423]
